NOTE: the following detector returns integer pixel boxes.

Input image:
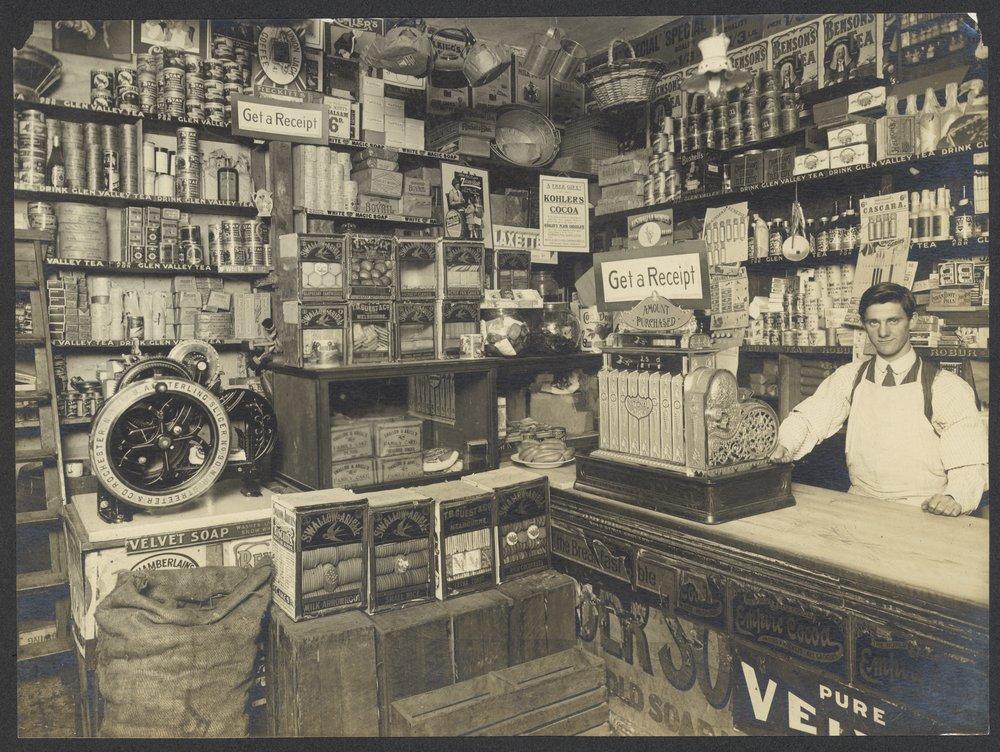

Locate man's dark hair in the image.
[858,282,916,321]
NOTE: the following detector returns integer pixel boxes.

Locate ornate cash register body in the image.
[575,291,794,523]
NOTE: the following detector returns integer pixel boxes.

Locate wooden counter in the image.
[528,464,988,736]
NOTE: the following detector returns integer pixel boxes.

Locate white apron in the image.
[845,363,946,507]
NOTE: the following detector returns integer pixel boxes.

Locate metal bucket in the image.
[549,38,586,82]
[523,27,563,78]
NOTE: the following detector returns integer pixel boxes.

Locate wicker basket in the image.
[578,39,666,112]
[491,105,561,167]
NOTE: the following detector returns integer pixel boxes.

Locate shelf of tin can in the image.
[13,96,256,145]
[295,206,440,226]
[45,258,272,277]
[327,136,459,162]
[51,338,263,351]
[14,389,51,403]
[14,183,259,216]
[591,142,986,226]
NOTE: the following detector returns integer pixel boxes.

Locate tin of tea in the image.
[103,150,120,191]
[223,61,242,83]
[212,35,235,60]
[759,110,778,139]
[175,126,200,152]
[91,69,113,93]
[125,315,144,340]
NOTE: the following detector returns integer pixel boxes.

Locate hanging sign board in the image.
[231,94,329,145]
[593,240,711,312]
[539,176,590,253]
[859,190,908,245]
[492,225,540,251]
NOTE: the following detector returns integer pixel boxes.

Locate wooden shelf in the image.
[59,415,93,428]
[592,142,987,226]
[273,357,498,381]
[16,508,63,525]
[328,136,459,162]
[740,344,989,360]
[13,96,256,145]
[296,206,440,226]
[15,420,42,431]
[16,570,68,594]
[52,338,260,351]
[16,634,74,664]
[496,353,603,374]
[15,448,56,463]
[46,258,272,277]
[14,390,51,403]
[16,335,45,345]
[14,183,258,216]
[926,306,988,313]
[16,279,39,290]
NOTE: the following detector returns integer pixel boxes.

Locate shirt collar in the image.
[874,346,916,379]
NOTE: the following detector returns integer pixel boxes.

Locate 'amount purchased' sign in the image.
[594,241,711,311]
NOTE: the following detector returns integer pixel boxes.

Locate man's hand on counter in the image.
[922,494,963,517]
[769,444,793,463]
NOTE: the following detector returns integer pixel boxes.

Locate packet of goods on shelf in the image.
[421,480,496,600]
[463,467,551,583]
[271,488,369,621]
[397,239,438,298]
[293,303,347,368]
[365,487,435,612]
[349,301,394,364]
[394,302,436,361]
[437,240,485,299]
[436,300,480,359]
[347,234,397,298]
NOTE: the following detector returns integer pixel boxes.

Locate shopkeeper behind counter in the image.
[770,282,988,516]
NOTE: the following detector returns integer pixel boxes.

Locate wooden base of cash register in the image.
[574,451,794,524]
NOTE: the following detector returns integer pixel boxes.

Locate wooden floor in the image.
[17,668,81,738]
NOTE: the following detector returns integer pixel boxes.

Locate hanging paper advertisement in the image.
[441,163,492,246]
[844,191,913,326]
[702,202,749,265]
[539,176,590,253]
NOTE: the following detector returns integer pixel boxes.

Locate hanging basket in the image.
[578,39,666,112]
[491,105,561,167]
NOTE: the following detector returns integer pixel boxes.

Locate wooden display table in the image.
[531,464,987,736]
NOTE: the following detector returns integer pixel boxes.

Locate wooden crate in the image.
[372,599,455,735]
[497,570,577,665]
[441,589,510,682]
[267,608,379,736]
[389,647,605,736]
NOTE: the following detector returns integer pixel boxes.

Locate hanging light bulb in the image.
[682,17,751,98]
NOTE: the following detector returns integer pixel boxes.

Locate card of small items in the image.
[421,480,497,599]
[347,233,397,298]
[463,467,551,583]
[365,487,436,612]
[271,488,368,621]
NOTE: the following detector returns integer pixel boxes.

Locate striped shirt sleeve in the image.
[932,370,989,513]
[777,361,864,460]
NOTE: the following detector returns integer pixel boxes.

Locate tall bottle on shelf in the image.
[48,134,65,188]
[909,191,921,240]
[842,195,858,251]
[917,188,934,241]
[828,200,843,252]
[937,81,964,137]
[816,215,829,254]
[918,87,941,153]
[932,187,950,241]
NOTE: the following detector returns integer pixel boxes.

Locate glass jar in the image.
[530,269,562,301]
[532,302,581,354]
[481,307,534,357]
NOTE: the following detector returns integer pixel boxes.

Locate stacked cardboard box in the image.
[426,113,496,158]
[120,206,185,264]
[596,151,649,215]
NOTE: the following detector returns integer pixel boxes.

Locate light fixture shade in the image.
[681,31,752,95]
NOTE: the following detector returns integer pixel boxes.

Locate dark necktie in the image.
[882,364,896,387]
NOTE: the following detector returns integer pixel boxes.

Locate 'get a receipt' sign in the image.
[232,94,329,145]
[593,240,711,311]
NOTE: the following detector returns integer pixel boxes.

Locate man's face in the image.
[863,301,911,358]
